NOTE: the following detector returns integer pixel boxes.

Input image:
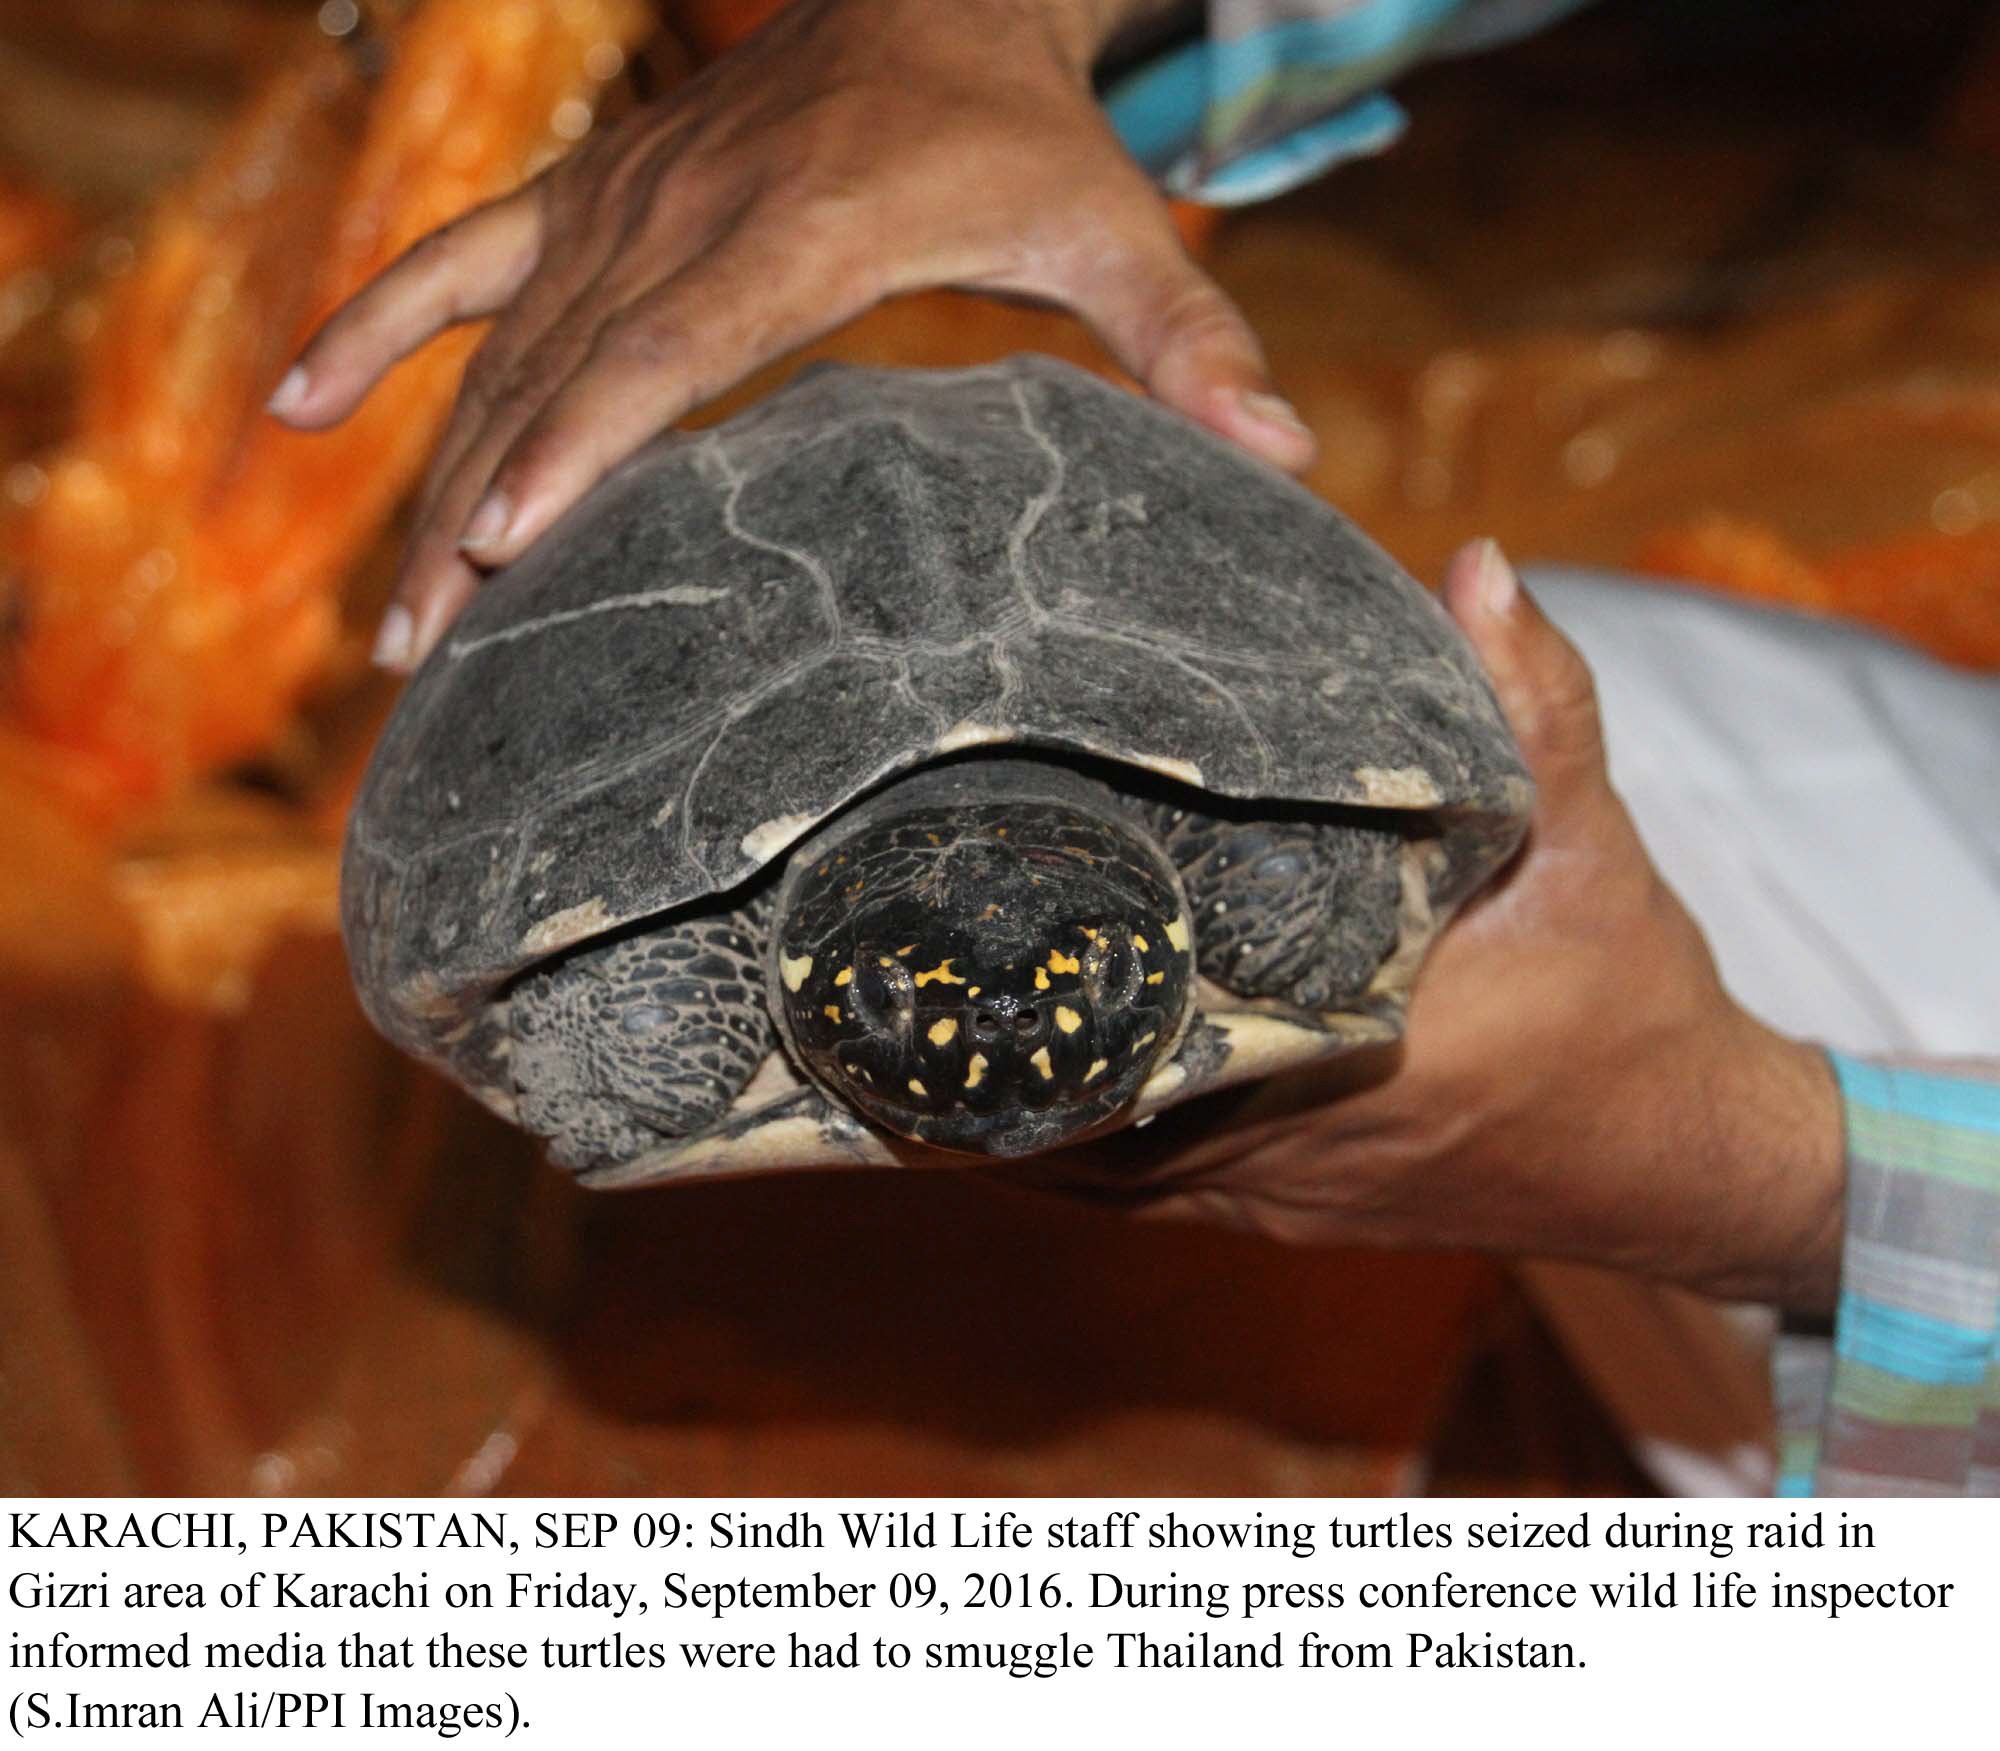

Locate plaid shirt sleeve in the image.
[1103,0,1595,204]
[1775,1054,2000,1496]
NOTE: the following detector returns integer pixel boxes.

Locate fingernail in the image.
[408,598,454,671]
[459,492,512,555]
[1471,539,1519,616]
[1238,390,1312,441]
[372,605,414,671]
[266,365,309,418]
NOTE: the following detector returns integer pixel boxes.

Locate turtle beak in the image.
[833,1046,1155,1157]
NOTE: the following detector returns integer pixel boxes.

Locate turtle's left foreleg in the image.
[507,896,775,1172]
[1142,801,1404,1011]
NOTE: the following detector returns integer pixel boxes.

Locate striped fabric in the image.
[1105,0,1594,203]
[1777,1054,2000,1496]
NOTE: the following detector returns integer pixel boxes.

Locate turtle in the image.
[342,354,1532,1187]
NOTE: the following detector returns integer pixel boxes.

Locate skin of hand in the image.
[268,0,1314,672]
[1049,542,1848,1311]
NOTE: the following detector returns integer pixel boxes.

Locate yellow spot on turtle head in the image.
[878,955,894,967]
[915,960,965,987]
[1086,1058,1108,1080]
[1030,1046,1054,1079]
[928,1017,958,1046]
[967,986,981,997]
[835,967,853,987]
[897,944,915,956]
[1047,949,1081,976]
[964,1053,988,1089]
[823,1005,843,1022]
[779,953,813,992]
[1081,927,1099,942]
[926,832,941,846]
[907,1078,927,1097]
[1034,967,1051,991]
[995,827,1007,837]
[1132,1031,1156,1052]
[1132,933,1149,952]
[1055,1005,1082,1034]
[1147,971,1164,985]
[1164,916,1190,952]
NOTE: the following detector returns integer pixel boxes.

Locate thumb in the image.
[1442,540,1612,833]
[1065,220,1316,474]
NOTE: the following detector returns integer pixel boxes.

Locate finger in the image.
[372,566,478,671]
[1062,218,1316,474]
[371,236,635,673]
[376,315,595,671]
[390,331,596,670]
[1441,540,1610,824]
[457,239,873,566]
[270,189,544,428]
[375,442,492,671]
[376,147,748,666]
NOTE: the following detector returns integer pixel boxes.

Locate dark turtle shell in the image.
[343,355,1530,1144]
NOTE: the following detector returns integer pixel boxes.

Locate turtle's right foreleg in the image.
[1139,800,1404,1011]
[507,897,774,1173]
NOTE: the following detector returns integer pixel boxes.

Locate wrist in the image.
[1675,1018,1845,1309]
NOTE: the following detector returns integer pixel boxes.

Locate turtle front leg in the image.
[1140,800,1405,1011]
[507,897,775,1172]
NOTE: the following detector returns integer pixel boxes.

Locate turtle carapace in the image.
[341,356,1532,1184]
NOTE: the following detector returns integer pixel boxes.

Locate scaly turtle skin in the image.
[342,354,1532,1185]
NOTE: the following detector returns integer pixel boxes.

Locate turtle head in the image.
[772,768,1195,1157]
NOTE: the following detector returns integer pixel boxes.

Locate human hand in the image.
[269,0,1313,672]
[1091,543,1846,1309]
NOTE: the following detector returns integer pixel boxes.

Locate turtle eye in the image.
[851,956,914,1033]
[1083,930,1144,1011]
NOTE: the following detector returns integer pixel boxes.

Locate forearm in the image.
[1666,1020,1844,1310]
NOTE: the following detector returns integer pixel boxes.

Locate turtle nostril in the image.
[1013,1009,1039,1036]
[972,1009,1003,1038]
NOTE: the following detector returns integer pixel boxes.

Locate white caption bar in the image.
[1,1497,1985,1746]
